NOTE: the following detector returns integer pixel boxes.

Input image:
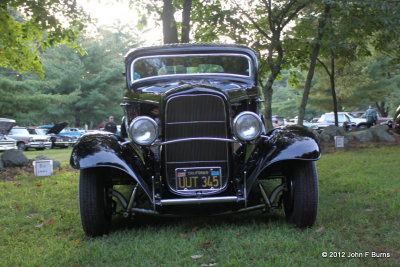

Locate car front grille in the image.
[164,94,230,195]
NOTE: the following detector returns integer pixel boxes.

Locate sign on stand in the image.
[334,136,345,148]
[33,160,53,177]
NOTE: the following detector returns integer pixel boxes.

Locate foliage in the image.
[0,26,140,127]
[0,146,399,266]
[0,0,87,77]
[289,0,400,119]
[132,0,195,43]
[308,52,400,116]
[193,0,310,130]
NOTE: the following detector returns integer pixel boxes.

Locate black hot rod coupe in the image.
[71,44,321,237]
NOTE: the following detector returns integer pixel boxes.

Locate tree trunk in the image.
[330,50,339,126]
[181,0,192,43]
[375,101,388,117]
[162,0,179,44]
[263,71,280,131]
[297,4,331,125]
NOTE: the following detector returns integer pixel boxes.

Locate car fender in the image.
[70,132,152,200]
[245,125,320,194]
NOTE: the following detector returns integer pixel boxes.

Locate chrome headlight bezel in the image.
[232,111,263,141]
[128,116,158,145]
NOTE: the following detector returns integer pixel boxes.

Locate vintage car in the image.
[39,124,84,143]
[0,118,17,151]
[71,44,321,237]
[36,122,75,148]
[9,127,52,151]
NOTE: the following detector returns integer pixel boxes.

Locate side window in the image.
[338,115,346,123]
[325,115,334,123]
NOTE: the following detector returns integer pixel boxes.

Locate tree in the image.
[292,0,400,125]
[0,0,87,77]
[133,0,194,44]
[193,0,308,130]
[0,25,140,127]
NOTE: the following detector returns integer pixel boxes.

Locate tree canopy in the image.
[0,0,87,77]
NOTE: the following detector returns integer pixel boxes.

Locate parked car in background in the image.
[350,110,392,126]
[71,44,321,237]
[29,123,74,148]
[0,118,17,151]
[286,118,314,128]
[272,115,285,127]
[311,112,357,132]
[393,105,400,135]
[38,124,84,143]
[9,127,52,150]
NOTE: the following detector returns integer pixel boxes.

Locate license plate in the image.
[175,167,222,191]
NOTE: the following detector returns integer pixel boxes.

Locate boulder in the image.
[1,150,29,167]
[348,129,374,142]
[0,159,4,171]
[319,125,350,143]
[33,155,61,170]
[369,125,395,142]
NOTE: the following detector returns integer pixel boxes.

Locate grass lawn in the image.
[0,146,399,266]
[22,147,73,164]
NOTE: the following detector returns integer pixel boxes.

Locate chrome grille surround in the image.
[164,93,230,196]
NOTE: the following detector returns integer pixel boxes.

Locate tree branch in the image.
[233,0,272,41]
[281,4,306,29]
[317,57,331,77]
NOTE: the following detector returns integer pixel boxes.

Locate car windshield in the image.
[11,128,29,135]
[34,129,47,135]
[131,54,251,82]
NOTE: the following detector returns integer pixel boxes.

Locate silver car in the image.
[0,118,17,151]
[8,127,52,151]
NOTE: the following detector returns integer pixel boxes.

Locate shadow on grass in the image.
[110,211,286,234]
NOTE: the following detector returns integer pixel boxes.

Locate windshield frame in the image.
[130,53,253,84]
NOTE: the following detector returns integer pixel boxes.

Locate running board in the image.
[160,196,238,206]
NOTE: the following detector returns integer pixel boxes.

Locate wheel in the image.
[17,142,26,151]
[79,168,112,237]
[357,124,367,129]
[283,161,318,228]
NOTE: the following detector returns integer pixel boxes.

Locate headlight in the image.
[128,116,158,145]
[233,111,263,141]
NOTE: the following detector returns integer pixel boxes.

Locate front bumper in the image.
[54,141,75,147]
[27,141,52,149]
[0,143,17,151]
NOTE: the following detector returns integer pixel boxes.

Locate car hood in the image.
[31,134,50,140]
[350,117,366,123]
[46,122,69,134]
[0,118,16,136]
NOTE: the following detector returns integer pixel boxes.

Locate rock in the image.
[370,125,395,142]
[0,159,4,171]
[1,150,29,167]
[319,125,348,143]
[33,155,61,170]
[348,129,374,142]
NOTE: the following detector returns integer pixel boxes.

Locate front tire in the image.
[283,161,318,228]
[79,169,112,237]
[17,142,26,151]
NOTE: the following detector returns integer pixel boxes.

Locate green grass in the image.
[0,146,399,266]
[22,147,73,164]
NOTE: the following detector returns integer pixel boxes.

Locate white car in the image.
[0,118,17,151]
[8,127,52,151]
[311,112,367,131]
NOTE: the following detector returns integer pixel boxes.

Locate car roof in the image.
[124,43,258,64]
